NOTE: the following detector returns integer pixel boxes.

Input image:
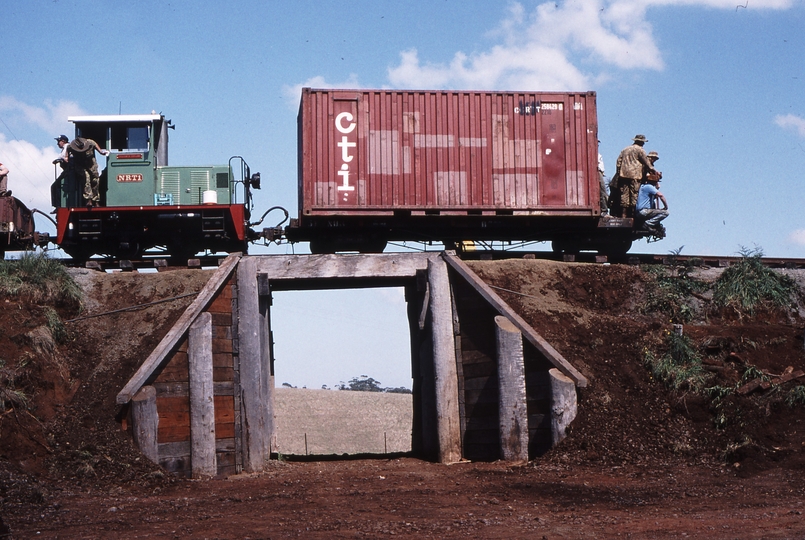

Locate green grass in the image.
[644,331,708,391]
[0,252,82,307]
[641,248,709,323]
[712,247,798,316]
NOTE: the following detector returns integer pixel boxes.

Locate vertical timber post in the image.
[131,385,158,465]
[549,368,578,447]
[189,312,216,478]
[257,273,276,453]
[428,257,462,464]
[495,315,529,463]
[237,256,271,472]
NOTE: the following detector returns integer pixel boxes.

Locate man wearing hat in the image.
[68,137,109,208]
[51,135,70,205]
[615,134,657,219]
[635,165,668,236]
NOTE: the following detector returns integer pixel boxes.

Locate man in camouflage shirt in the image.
[68,137,109,207]
[615,134,657,218]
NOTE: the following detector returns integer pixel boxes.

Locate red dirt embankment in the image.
[2,260,805,538]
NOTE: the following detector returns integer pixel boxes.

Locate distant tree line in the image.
[280,375,411,394]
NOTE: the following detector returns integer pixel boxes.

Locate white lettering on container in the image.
[335,112,357,194]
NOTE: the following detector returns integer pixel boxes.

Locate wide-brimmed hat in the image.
[647,151,659,160]
[69,137,91,152]
[633,134,648,143]
[55,134,69,143]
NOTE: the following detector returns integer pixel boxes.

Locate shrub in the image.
[0,252,82,307]
[641,248,709,323]
[712,247,797,316]
[644,331,707,391]
[786,386,805,407]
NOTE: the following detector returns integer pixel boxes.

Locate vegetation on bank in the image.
[0,252,82,307]
[642,247,805,438]
[0,253,82,413]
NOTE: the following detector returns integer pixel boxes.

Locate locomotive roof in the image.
[68,114,164,124]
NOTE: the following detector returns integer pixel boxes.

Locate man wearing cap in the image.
[0,162,9,197]
[636,171,668,236]
[615,134,657,219]
[68,137,109,208]
[51,135,70,205]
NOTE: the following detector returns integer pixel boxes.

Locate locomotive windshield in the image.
[109,124,149,152]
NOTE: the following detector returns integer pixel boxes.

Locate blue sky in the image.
[3,0,804,388]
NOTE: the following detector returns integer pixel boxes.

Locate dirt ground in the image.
[2,258,805,538]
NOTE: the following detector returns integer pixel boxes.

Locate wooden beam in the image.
[442,252,588,387]
[116,254,241,404]
[495,316,528,463]
[131,385,158,464]
[189,313,216,478]
[428,257,462,464]
[237,256,272,472]
[253,253,435,282]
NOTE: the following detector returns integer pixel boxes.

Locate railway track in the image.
[51,250,805,272]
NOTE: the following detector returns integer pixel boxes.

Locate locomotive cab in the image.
[54,113,260,261]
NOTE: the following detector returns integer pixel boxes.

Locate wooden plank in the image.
[117,253,242,404]
[212,367,235,382]
[158,423,191,443]
[154,381,234,398]
[252,252,436,282]
[158,438,236,459]
[189,312,216,478]
[442,252,588,387]
[208,292,234,313]
[131,386,159,465]
[212,326,233,340]
[760,369,805,390]
[212,338,233,354]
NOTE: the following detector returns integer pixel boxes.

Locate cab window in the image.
[110,124,150,152]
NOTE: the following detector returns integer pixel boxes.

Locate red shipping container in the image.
[297,88,599,216]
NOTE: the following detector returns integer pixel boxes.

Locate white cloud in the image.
[788,229,805,246]
[281,74,362,109]
[386,0,792,91]
[0,96,85,136]
[775,114,805,138]
[0,133,60,231]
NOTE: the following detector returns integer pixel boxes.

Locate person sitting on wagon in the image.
[68,137,109,208]
[0,162,10,197]
[635,173,668,235]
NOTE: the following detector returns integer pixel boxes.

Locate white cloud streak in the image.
[0,96,85,136]
[788,229,805,246]
[0,133,60,221]
[281,74,362,109]
[387,0,792,91]
[775,114,805,138]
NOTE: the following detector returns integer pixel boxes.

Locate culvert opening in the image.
[270,287,414,458]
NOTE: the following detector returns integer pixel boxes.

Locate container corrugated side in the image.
[298,88,599,216]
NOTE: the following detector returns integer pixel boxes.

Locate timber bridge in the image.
[115,252,584,477]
